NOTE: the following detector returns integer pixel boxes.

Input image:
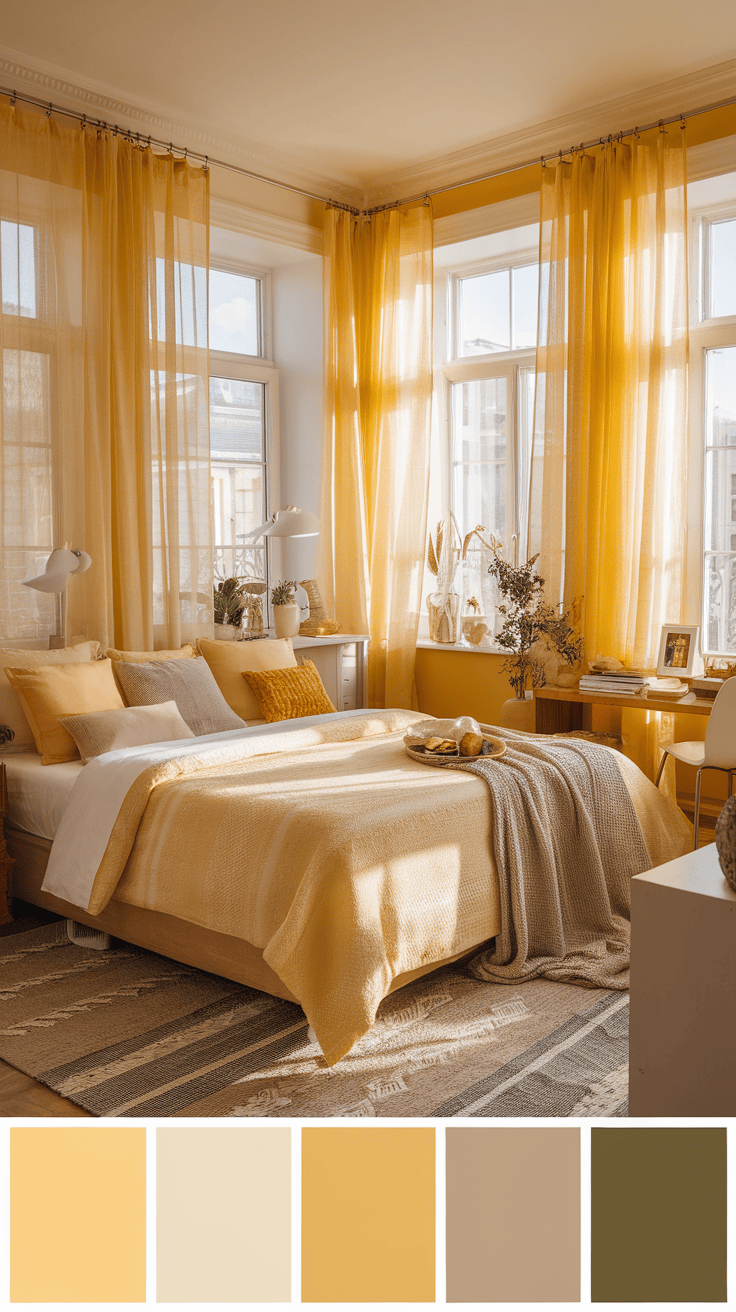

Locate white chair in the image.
[654,677,736,848]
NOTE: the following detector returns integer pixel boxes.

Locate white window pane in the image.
[210,377,264,461]
[452,378,507,541]
[709,219,736,320]
[458,270,510,356]
[512,263,539,348]
[153,259,207,347]
[209,270,259,355]
[1,221,36,318]
[703,346,736,650]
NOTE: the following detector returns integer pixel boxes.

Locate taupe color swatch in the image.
[446,1127,580,1303]
[591,1127,727,1302]
[156,1127,291,1302]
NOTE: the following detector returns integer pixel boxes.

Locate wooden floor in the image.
[0,1058,91,1117]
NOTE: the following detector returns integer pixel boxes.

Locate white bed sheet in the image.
[1,751,83,841]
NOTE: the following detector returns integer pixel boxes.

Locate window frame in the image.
[685,198,736,656]
[208,261,281,619]
[436,244,538,559]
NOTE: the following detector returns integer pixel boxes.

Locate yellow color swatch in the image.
[10,1127,146,1303]
[302,1127,435,1303]
[156,1128,291,1302]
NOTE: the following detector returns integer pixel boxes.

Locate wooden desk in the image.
[533,686,714,734]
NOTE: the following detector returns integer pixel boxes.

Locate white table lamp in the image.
[22,547,91,645]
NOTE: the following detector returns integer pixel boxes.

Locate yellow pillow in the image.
[0,641,101,751]
[5,659,125,764]
[197,636,297,721]
[107,645,196,699]
[241,660,336,723]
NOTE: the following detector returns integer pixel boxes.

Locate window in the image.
[690,176,736,655]
[430,238,539,623]
[207,265,276,594]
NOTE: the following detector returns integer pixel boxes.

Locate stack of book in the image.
[578,670,648,696]
[645,677,690,702]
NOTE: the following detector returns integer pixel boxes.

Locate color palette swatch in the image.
[157,1127,291,1302]
[446,1126,580,1302]
[301,1126,435,1303]
[3,1122,730,1304]
[591,1126,727,1302]
[10,1127,146,1304]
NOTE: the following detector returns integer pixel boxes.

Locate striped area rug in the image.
[0,922,629,1117]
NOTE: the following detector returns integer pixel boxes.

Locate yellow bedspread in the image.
[84,710,690,1065]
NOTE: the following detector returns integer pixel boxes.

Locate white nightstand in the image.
[291,634,369,711]
[629,842,736,1116]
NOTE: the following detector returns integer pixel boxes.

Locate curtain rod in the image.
[3,83,734,221]
[0,84,362,215]
[362,91,736,216]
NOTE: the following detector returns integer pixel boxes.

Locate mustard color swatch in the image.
[10,1127,146,1303]
[156,1128,291,1302]
[302,1127,435,1303]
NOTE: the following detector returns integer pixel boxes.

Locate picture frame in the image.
[656,623,700,678]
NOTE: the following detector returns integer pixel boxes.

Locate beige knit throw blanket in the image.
[440,731,652,991]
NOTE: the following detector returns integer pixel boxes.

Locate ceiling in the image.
[1,0,735,202]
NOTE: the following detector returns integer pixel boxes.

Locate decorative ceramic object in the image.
[273,602,301,639]
[298,579,338,636]
[715,796,736,892]
[497,693,536,733]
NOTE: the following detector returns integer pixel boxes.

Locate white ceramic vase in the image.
[273,602,301,639]
[497,692,535,733]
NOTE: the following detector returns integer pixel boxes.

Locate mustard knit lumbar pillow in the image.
[242,660,336,723]
[5,659,125,764]
[197,636,297,721]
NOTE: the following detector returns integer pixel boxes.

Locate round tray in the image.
[404,734,506,767]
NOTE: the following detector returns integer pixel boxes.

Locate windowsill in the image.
[416,637,505,655]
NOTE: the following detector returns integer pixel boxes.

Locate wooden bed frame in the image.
[6,823,485,1005]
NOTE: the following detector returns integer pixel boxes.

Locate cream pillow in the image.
[114,658,246,737]
[0,641,101,752]
[60,700,195,764]
[5,659,125,765]
[197,636,297,721]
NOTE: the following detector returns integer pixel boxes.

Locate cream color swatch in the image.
[446,1127,580,1302]
[156,1127,291,1303]
[302,1127,435,1302]
[10,1127,146,1303]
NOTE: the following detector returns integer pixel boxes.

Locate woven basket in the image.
[404,734,506,767]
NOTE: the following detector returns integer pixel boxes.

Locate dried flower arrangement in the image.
[488,552,583,699]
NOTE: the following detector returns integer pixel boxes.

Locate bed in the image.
[3,706,692,1065]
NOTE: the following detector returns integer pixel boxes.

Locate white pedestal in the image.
[630,842,736,1116]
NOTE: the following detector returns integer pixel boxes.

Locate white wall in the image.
[271,255,323,584]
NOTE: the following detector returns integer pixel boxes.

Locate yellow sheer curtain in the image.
[0,100,212,650]
[319,202,433,708]
[529,125,689,781]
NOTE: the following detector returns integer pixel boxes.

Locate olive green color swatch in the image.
[591,1127,727,1302]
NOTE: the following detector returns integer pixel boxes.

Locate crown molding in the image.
[363,59,736,207]
[210,198,323,254]
[0,45,362,207]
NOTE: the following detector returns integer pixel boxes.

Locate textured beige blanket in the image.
[86,711,690,1065]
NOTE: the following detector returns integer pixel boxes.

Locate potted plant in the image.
[213,577,250,639]
[271,579,301,639]
[488,552,583,730]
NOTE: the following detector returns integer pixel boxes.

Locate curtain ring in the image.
[541,155,546,169]
[46,101,52,118]
[680,114,686,130]
[659,119,665,133]
[204,155,209,171]
[184,146,188,159]
[80,113,86,130]
[147,135,152,147]
[10,89,16,106]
